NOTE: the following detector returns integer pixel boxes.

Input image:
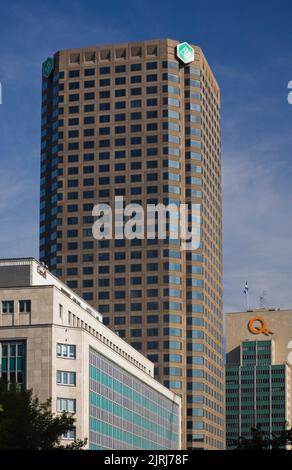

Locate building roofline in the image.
[0,257,37,262]
[0,257,103,318]
[55,38,183,55]
[225,308,290,314]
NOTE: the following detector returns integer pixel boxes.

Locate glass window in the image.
[131,87,142,96]
[164,341,182,350]
[164,354,182,363]
[0,341,25,388]
[115,65,126,73]
[146,62,157,69]
[100,66,110,74]
[147,74,157,82]
[147,315,158,323]
[163,315,182,324]
[131,342,142,350]
[162,61,179,70]
[131,63,141,71]
[84,104,94,113]
[115,77,126,85]
[115,89,126,97]
[164,367,182,376]
[99,103,110,111]
[131,100,141,108]
[2,301,14,314]
[131,303,142,311]
[57,344,76,359]
[114,317,126,325]
[57,370,76,386]
[100,78,110,86]
[131,112,141,120]
[163,380,181,389]
[147,354,159,362]
[62,429,76,440]
[84,80,95,88]
[131,75,141,83]
[69,70,79,78]
[131,316,142,324]
[131,329,142,337]
[69,106,79,114]
[19,300,31,313]
[84,68,95,76]
[164,328,182,337]
[57,398,76,413]
[69,93,79,102]
[147,328,158,336]
[147,341,158,350]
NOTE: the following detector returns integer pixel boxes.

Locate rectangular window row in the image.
[1,300,31,314]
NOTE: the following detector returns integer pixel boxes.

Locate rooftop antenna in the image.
[260,291,267,309]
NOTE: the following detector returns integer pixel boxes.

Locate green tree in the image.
[236,425,271,450]
[229,423,291,450]
[0,380,86,450]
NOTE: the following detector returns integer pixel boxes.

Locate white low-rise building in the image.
[0,258,181,450]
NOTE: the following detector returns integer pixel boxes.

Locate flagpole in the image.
[243,281,249,311]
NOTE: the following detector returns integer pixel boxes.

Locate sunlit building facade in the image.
[39,39,224,449]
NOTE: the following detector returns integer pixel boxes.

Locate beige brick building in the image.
[39,39,224,449]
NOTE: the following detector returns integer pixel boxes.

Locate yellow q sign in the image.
[248,316,273,336]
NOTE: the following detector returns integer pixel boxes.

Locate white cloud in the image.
[223,138,292,312]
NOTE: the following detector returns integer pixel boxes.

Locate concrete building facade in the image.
[39,39,224,449]
[0,258,181,450]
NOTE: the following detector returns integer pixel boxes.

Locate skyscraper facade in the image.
[39,39,224,449]
[226,309,292,448]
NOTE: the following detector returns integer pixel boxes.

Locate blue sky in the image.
[1,0,292,311]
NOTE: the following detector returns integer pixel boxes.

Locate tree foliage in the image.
[229,423,292,450]
[0,380,86,450]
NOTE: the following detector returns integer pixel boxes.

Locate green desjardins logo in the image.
[176,42,195,65]
[42,57,54,78]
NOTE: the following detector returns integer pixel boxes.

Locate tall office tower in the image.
[226,309,292,448]
[40,39,224,449]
